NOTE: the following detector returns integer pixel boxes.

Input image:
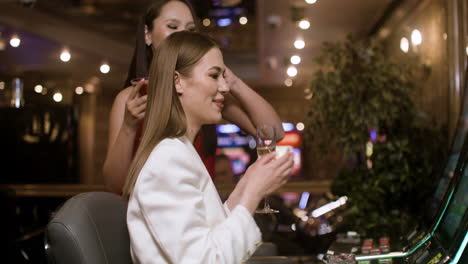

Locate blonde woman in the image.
[103,0,284,194]
[125,31,294,264]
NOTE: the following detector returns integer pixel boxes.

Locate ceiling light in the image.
[296,122,305,131]
[60,48,71,62]
[53,92,63,102]
[75,86,84,95]
[305,0,317,4]
[400,37,409,53]
[294,39,305,49]
[287,66,298,77]
[10,34,20,47]
[202,18,211,27]
[34,85,43,93]
[411,29,422,45]
[284,78,293,87]
[290,55,301,65]
[100,63,110,74]
[298,19,310,30]
[239,16,248,25]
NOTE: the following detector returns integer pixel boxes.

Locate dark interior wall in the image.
[383,0,449,128]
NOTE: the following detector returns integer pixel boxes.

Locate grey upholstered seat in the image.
[44,192,131,264]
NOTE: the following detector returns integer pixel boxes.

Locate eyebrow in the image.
[164,19,196,26]
[209,66,225,74]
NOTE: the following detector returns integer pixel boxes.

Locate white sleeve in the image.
[134,142,261,264]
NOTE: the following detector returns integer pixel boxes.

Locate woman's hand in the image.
[242,151,294,198]
[123,80,147,129]
[224,67,239,92]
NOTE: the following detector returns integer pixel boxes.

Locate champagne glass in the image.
[255,125,279,214]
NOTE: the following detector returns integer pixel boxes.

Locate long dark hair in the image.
[123,0,198,87]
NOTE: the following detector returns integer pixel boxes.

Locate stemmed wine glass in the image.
[255,124,279,214]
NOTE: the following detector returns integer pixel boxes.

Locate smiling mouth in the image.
[214,102,224,109]
[213,99,224,109]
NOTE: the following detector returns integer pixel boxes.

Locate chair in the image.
[44,192,131,264]
[44,191,292,264]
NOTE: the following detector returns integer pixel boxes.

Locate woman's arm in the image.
[103,83,147,193]
[222,68,285,141]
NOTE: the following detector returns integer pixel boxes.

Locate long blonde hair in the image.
[122,31,218,199]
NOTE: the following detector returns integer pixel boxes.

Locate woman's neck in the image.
[185,121,201,143]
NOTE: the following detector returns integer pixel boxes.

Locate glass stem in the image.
[264,197,270,210]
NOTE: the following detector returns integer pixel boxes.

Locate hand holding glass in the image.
[255,125,279,214]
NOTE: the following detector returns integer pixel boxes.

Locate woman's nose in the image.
[219,78,230,94]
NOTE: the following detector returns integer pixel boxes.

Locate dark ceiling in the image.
[0,0,394,101]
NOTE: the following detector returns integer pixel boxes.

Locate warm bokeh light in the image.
[305,0,317,4]
[400,37,409,53]
[75,86,84,95]
[34,85,43,94]
[298,19,310,30]
[100,63,110,74]
[466,46,468,56]
[287,66,298,77]
[60,49,71,62]
[294,39,305,49]
[0,81,4,90]
[296,122,305,131]
[202,18,211,27]
[284,78,293,87]
[239,16,248,25]
[290,55,301,65]
[411,29,422,45]
[10,34,20,47]
[53,92,63,102]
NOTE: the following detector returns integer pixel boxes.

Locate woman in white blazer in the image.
[124,31,294,264]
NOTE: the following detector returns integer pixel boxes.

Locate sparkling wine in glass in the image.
[255,125,279,214]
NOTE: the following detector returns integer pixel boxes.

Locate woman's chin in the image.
[206,113,223,125]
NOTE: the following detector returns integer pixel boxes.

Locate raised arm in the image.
[103,82,147,193]
[222,68,284,141]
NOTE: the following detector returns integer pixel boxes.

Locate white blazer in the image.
[127,136,262,264]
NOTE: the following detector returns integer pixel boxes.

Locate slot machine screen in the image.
[216,124,252,175]
[436,165,468,246]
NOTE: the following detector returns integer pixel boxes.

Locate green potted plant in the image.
[304,35,446,240]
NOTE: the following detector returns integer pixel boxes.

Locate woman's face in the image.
[145,1,196,48]
[176,48,229,128]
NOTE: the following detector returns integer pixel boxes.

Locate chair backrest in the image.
[45,192,131,264]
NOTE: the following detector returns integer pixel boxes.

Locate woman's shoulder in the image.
[150,137,188,157]
[145,137,197,171]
